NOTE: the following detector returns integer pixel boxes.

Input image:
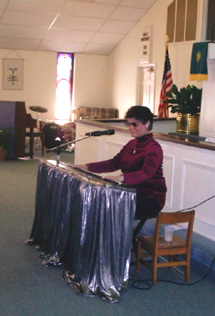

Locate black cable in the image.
[176,194,215,212]
[128,274,152,290]
[129,254,215,290]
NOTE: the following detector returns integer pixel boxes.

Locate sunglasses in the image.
[126,122,139,128]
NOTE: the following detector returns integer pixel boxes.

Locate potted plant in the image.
[0,128,11,161]
[164,84,202,134]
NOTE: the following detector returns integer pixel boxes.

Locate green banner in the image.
[189,42,208,81]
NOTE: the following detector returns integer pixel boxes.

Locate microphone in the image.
[86,129,115,137]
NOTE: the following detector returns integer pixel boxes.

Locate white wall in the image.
[108,0,205,118]
[200,59,215,137]
[108,0,171,117]
[74,54,109,109]
[0,49,57,121]
[0,50,109,121]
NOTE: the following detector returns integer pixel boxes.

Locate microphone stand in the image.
[46,135,90,165]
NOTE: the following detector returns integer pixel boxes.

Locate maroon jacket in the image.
[87,133,167,208]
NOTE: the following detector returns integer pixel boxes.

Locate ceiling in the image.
[0,0,157,55]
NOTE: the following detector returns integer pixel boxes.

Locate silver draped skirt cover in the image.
[28,160,136,303]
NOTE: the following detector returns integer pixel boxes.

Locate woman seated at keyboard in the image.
[75,105,167,250]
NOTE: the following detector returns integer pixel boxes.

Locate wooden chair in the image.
[136,210,195,285]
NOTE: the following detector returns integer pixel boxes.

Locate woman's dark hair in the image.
[125,105,154,131]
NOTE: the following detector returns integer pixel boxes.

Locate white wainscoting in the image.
[75,122,215,241]
[162,153,175,209]
[159,140,215,241]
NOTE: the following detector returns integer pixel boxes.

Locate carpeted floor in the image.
[0,151,215,316]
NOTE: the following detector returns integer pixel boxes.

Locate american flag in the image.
[158,46,173,118]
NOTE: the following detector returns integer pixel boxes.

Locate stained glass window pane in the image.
[55,53,73,124]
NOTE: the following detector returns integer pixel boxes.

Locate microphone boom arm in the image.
[46,129,115,164]
[46,135,90,153]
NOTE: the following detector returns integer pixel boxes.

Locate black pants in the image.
[132,193,163,252]
[135,192,162,220]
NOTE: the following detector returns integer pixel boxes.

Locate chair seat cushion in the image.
[138,235,187,250]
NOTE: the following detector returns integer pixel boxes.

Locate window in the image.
[166,0,198,43]
[55,53,74,124]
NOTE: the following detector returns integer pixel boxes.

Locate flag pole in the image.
[157,36,173,118]
[166,35,169,48]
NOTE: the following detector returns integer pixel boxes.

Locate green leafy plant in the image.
[0,128,11,150]
[164,84,202,114]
